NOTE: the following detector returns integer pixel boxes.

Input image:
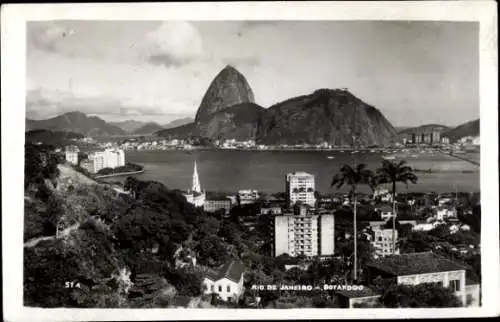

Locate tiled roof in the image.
[366,252,468,276]
[335,287,380,299]
[204,260,245,283]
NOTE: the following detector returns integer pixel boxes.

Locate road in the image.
[24,223,80,248]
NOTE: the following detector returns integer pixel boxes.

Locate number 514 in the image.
[65,281,81,288]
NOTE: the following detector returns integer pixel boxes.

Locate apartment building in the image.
[371,227,399,257]
[64,145,79,165]
[365,252,480,307]
[274,205,335,257]
[286,172,316,207]
[83,148,126,173]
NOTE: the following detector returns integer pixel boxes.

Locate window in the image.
[378,237,382,241]
[449,279,461,291]
[219,285,222,292]
[227,285,231,292]
[211,285,214,292]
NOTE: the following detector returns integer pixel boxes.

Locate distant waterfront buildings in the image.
[81,148,125,173]
[273,205,335,257]
[64,145,79,165]
[184,161,206,207]
[286,172,316,207]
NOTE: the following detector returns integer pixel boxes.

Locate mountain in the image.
[197,103,265,140]
[26,111,126,137]
[443,119,479,142]
[194,65,255,123]
[163,117,194,129]
[132,122,165,135]
[159,67,397,146]
[256,89,396,146]
[109,120,146,133]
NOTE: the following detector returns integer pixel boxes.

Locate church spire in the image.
[192,161,201,193]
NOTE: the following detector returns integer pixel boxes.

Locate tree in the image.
[376,160,418,254]
[381,283,462,308]
[331,163,374,282]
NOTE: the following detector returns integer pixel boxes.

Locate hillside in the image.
[26,129,84,147]
[132,122,164,135]
[26,111,126,137]
[163,117,194,129]
[443,119,480,142]
[397,124,450,135]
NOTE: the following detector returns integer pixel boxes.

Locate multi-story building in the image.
[273,205,334,257]
[84,148,126,173]
[431,131,441,145]
[441,136,450,145]
[237,189,260,205]
[184,161,206,207]
[286,172,316,207]
[365,252,480,307]
[423,133,432,144]
[414,133,422,144]
[371,227,399,257]
[204,198,232,214]
[65,145,79,165]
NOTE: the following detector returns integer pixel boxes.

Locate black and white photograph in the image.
[2,1,498,321]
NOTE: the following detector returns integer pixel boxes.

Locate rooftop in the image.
[335,286,380,299]
[204,260,245,283]
[287,172,314,177]
[366,252,469,276]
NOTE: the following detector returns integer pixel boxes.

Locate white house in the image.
[203,260,245,303]
[436,207,457,221]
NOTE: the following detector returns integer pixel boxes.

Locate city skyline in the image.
[27,20,479,127]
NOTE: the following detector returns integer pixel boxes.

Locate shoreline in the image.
[94,169,145,179]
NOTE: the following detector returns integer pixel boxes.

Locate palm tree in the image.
[376,160,418,254]
[331,163,374,281]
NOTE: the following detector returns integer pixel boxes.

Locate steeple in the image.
[192,161,201,193]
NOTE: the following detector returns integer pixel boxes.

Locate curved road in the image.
[24,223,80,248]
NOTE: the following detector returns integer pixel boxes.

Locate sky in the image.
[26,20,479,127]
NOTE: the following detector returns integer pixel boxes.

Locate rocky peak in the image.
[194,65,255,123]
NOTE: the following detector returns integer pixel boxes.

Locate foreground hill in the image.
[159,66,396,146]
[26,111,126,137]
[26,129,84,147]
[443,119,480,142]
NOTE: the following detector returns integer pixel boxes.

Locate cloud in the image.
[146,21,205,67]
[28,22,76,52]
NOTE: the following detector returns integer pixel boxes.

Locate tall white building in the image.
[274,205,335,257]
[286,172,316,207]
[184,161,206,207]
[65,145,79,165]
[83,148,126,173]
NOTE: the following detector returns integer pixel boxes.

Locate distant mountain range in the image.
[26,112,126,137]
[26,112,194,137]
[158,65,396,146]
